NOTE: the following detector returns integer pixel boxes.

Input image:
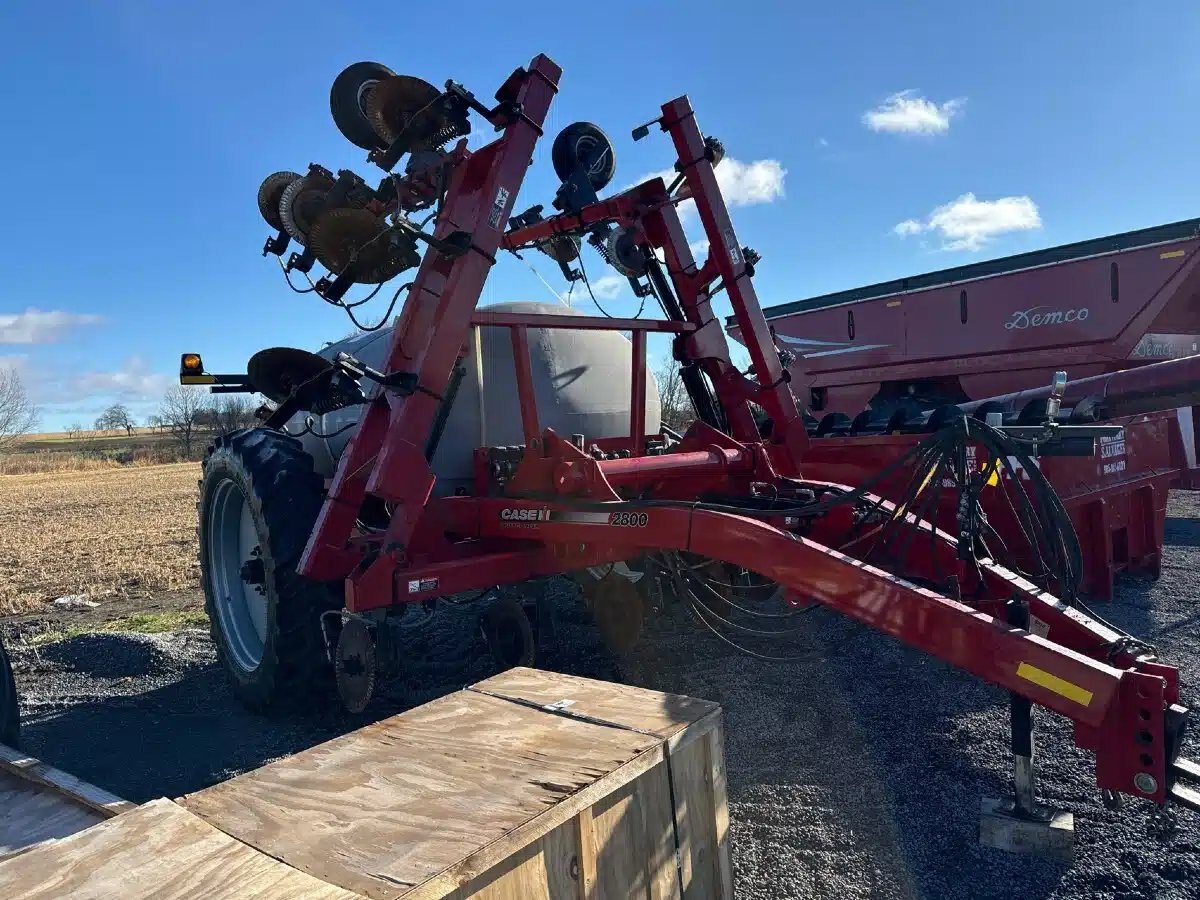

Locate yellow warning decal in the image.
[981,460,1000,487]
[1160,249,1186,259]
[1016,662,1093,706]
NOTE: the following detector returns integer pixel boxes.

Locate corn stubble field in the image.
[0,462,201,615]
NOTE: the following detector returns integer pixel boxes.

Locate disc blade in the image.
[279,173,335,245]
[246,347,332,402]
[364,75,468,152]
[335,618,376,714]
[309,208,420,284]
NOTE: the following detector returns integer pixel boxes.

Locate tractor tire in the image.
[198,428,341,713]
[0,634,18,748]
[551,122,616,190]
[330,61,396,151]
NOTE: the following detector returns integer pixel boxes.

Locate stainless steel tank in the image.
[294,301,662,495]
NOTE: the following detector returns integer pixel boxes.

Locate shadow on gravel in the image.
[1104,573,1200,644]
[1102,576,1160,639]
[35,634,174,679]
[12,596,624,804]
[1164,516,1200,548]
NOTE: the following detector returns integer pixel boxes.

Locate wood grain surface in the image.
[0,773,106,861]
[180,688,663,899]
[469,668,719,740]
[0,798,363,899]
[0,744,134,819]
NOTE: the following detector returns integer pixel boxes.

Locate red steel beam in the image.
[599,447,749,484]
[299,54,561,581]
[630,330,647,455]
[390,497,1131,730]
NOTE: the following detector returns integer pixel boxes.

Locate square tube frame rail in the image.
[295,52,1191,808]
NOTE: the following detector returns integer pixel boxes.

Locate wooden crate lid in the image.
[0,772,106,861]
[468,667,720,741]
[0,798,362,899]
[178,685,676,899]
[0,742,135,862]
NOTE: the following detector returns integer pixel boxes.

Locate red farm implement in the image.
[736,216,1200,418]
[181,53,1200,839]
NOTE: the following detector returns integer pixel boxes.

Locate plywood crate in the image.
[180,667,732,899]
[0,669,730,899]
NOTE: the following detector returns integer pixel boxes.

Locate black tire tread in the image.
[257,171,301,231]
[330,61,395,151]
[199,428,340,713]
[0,635,18,748]
[551,122,616,190]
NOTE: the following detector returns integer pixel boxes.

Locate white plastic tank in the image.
[296,301,662,495]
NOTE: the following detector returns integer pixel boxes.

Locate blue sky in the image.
[1,2,1197,430]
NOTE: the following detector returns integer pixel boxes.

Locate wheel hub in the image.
[240,555,265,588]
[206,479,270,673]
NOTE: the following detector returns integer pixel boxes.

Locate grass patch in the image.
[27,610,209,646]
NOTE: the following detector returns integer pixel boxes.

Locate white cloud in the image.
[633,157,787,222]
[0,308,104,344]
[589,275,626,300]
[689,238,710,256]
[862,91,965,136]
[77,356,174,401]
[714,158,787,206]
[893,193,1042,251]
[27,356,172,407]
[817,137,830,148]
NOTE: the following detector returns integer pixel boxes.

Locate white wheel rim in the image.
[357,79,379,117]
[207,479,268,672]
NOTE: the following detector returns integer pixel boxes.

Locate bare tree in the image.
[66,422,84,440]
[653,355,693,432]
[0,367,39,451]
[211,395,258,436]
[95,403,135,436]
[159,386,207,456]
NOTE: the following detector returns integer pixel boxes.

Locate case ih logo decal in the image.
[1004,306,1090,330]
[498,508,648,527]
[500,507,550,522]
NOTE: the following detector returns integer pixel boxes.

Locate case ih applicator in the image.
[182,52,1200,842]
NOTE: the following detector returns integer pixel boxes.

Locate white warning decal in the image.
[489,186,511,228]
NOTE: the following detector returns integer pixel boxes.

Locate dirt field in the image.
[0,463,200,615]
[2,467,1199,898]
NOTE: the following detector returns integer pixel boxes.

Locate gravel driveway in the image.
[7,496,1200,899]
